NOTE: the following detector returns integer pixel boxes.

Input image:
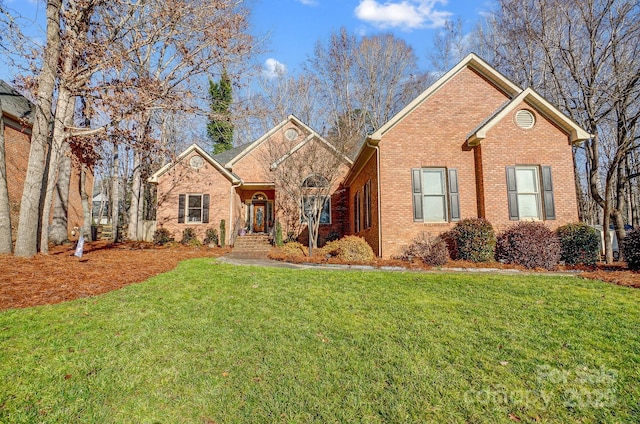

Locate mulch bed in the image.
[0,241,229,311]
[0,243,637,311]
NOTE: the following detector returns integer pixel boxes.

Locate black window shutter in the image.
[541,166,555,220]
[178,194,185,223]
[202,194,210,223]
[448,168,460,221]
[506,167,519,220]
[411,168,423,221]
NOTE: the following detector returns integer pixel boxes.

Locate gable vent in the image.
[515,109,535,129]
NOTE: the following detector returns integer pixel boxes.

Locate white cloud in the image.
[354,0,452,30]
[263,58,286,79]
[296,0,318,5]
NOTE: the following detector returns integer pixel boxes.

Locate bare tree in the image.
[306,28,428,152]
[14,0,62,257]
[261,124,350,249]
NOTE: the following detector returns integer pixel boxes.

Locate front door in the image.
[253,204,266,233]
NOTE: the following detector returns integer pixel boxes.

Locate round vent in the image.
[515,109,535,129]
[189,155,204,169]
[284,128,299,141]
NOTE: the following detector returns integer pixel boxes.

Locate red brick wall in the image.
[156,151,232,242]
[377,68,511,257]
[348,151,380,255]
[4,120,31,240]
[478,102,579,232]
[4,117,91,242]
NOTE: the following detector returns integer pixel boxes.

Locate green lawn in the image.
[1,260,638,423]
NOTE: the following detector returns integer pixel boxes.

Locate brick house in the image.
[344,53,591,257]
[149,116,352,245]
[0,80,91,242]
[151,54,590,256]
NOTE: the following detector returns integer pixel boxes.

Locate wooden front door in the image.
[253,204,266,233]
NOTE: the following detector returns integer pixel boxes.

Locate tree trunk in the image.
[111,149,120,242]
[14,0,62,257]
[49,143,72,245]
[80,163,92,241]
[127,150,142,240]
[39,89,74,253]
[0,105,12,253]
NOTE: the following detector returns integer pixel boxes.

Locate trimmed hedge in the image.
[204,228,219,246]
[181,227,198,245]
[397,234,449,266]
[444,218,496,262]
[622,227,640,271]
[496,222,560,270]
[321,236,375,263]
[556,223,600,265]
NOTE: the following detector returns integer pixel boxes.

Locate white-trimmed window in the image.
[506,166,555,221]
[302,195,331,225]
[411,168,460,222]
[178,193,210,224]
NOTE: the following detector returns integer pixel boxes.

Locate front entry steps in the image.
[227,234,273,259]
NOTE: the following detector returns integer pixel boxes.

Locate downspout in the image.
[229,180,241,246]
[366,137,383,257]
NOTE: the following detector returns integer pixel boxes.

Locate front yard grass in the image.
[1,260,638,423]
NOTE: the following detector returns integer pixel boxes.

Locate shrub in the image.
[153,228,173,246]
[622,227,640,271]
[274,221,284,247]
[321,236,375,263]
[280,241,306,257]
[495,222,560,270]
[397,233,449,266]
[556,223,600,265]
[325,231,341,243]
[446,218,496,262]
[204,228,219,246]
[181,227,198,245]
[220,220,226,248]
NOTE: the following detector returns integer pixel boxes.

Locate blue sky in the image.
[1,0,492,82]
[251,0,493,77]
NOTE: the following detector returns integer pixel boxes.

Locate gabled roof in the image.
[0,80,33,124]
[148,143,240,184]
[367,53,522,143]
[223,115,352,170]
[467,88,592,145]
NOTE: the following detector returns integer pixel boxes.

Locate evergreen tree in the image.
[207,71,233,154]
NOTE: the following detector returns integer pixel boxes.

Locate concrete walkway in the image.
[216,255,580,277]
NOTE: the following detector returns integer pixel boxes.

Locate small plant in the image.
[444,218,496,262]
[204,227,219,246]
[496,222,560,270]
[220,220,226,248]
[275,220,284,247]
[325,231,341,243]
[153,228,173,246]
[397,233,449,266]
[622,227,640,271]
[181,227,198,245]
[320,236,375,263]
[556,223,600,265]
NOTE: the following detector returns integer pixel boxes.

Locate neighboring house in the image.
[151,54,590,257]
[149,116,352,245]
[345,53,591,257]
[0,80,91,242]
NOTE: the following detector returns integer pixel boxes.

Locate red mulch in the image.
[1,243,637,311]
[0,241,229,311]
